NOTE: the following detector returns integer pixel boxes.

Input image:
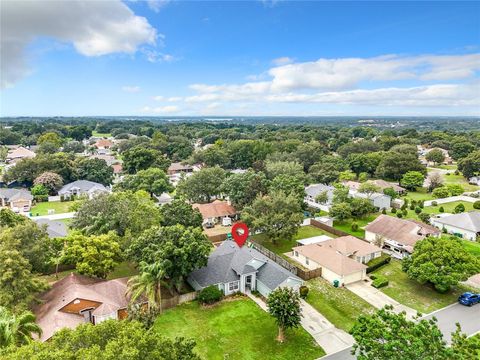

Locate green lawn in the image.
[403,187,435,202]
[154,297,325,360]
[443,173,480,192]
[92,130,112,137]
[306,278,375,332]
[251,225,336,256]
[30,201,78,216]
[371,260,471,314]
[388,201,475,221]
[333,214,378,239]
[462,240,480,258]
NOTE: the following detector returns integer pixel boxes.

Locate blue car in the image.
[458,292,480,306]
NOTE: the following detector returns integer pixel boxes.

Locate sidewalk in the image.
[28,212,76,220]
[246,292,354,354]
[346,281,418,319]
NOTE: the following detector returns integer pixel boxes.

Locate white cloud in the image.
[141,105,180,113]
[141,48,175,63]
[147,0,171,13]
[122,85,141,93]
[272,56,294,66]
[1,0,157,88]
[167,97,182,102]
[153,95,164,101]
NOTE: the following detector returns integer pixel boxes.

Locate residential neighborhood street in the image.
[320,302,480,359]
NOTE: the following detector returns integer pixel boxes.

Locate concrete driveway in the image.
[346,281,418,319]
[27,212,76,220]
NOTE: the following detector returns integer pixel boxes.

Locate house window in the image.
[294,251,298,257]
[228,281,239,292]
[305,257,309,265]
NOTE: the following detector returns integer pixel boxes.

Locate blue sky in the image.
[1,0,479,116]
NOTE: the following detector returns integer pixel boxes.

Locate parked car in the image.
[458,292,480,306]
[204,221,215,229]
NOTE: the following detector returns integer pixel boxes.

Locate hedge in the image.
[372,275,389,288]
[366,254,391,273]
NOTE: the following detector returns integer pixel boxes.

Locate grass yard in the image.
[462,240,480,258]
[403,187,435,202]
[154,297,325,360]
[333,214,378,239]
[251,225,336,256]
[306,278,375,332]
[30,200,78,216]
[388,201,475,221]
[371,260,471,314]
[92,130,112,137]
[443,173,480,192]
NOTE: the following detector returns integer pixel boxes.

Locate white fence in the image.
[424,195,477,207]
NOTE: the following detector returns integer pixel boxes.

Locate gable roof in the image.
[305,184,335,200]
[433,211,480,232]
[371,179,405,193]
[6,146,36,160]
[192,200,237,219]
[94,139,113,148]
[188,240,301,290]
[58,180,108,194]
[34,273,130,341]
[168,162,194,172]
[364,214,440,246]
[0,188,33,202]
[35,219,68,238]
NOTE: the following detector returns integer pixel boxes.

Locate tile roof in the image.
[364,214,440,246]
[192,200,237,219]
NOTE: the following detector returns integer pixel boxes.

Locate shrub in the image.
[402,209,408,216]
[396,212,403,218]
[418,213,431,224]
[366,255,391,273]
[351,222,359,232]
[433,186,450,199]
[454,169,460,175]
[382,208,387,215]
[432,201,438,206]
[391,208,397,214]
[474,201,480,210]
[454,203,465,214]
[198,285,223,304]
[419,201,424,209]
[371,275,389,288]
[439,206,445,213]
[409,203,415,210]
[415,206,422,214]
[299,285,309,299]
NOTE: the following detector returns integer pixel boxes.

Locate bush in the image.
[391,207,397,214]
[198,285,223,304]
[433,186,450,199]
[415,206,422,214]
[396,212,403,218]
[351,222,359,231]
[439,206,445,213]
[372,275,389,288]
[382,208,387,215]
[474,201,480,210]
[454,203,465,214]
[369,274,377,280]
[432,201,438,206]
[402,209,408,216]
[366,255,391,273]
[409,203,415,210]
[418,213,431,224]
[419,201,424,209]
[299,285,309,299]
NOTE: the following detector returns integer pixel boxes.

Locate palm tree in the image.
[127,262,166,312]
[0,307,42,348]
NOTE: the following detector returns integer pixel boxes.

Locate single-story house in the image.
[154,192,173,206]
[0,188,33,212]
[6,146,36,164]
[192,200,238,226]
[94,139,113,150]
[167,162,195,175]
[351,190,391,210]
[304,183,335,211]
[371,179,406,195]
[34,218,68,238]
[34,273,131,341]
[188,240,303,297]
[89,154,118,166]
[296,235,333,246]
[58,180,110,200]
[431,211,480,241]
[291,235,382,286]
[364,215,440,259]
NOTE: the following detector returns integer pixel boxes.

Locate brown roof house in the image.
[0,188,33,212]
[364,215,440,259]
[193,200,238,226]
[94,139,113,150]
[34,273,132,341]
[291,236,382,286]
[6,146,36,164]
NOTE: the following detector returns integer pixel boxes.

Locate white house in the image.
[431,211,480,241]
[58,180,110,200]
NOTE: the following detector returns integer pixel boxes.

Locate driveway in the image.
[346,281,417,319]
[28,212,76,220]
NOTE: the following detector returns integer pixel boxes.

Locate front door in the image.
[245,275,252,290]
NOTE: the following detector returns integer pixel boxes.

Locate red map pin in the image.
[231,222,249,247]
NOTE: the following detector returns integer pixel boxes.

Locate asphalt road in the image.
[320,302,480,360]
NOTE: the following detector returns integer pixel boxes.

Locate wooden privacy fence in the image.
[249,241,322,281]
[207,233,228,243]
[161,291,198,310]
[310,219,350,237]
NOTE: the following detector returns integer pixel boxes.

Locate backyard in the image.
[154,297,325,360]
[333,214,378,239]
[306,278,375,332]
[387,200,475,221]
[463,240,480,258]
[251,225,336,257]
[370,260,473,314]
[30,200,78,216]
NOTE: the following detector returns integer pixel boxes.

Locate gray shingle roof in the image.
[35,219,68,238]
[0,188,33,201]
[58,180,107,194]
[433,211,480,232]
[305,184,335,202]
[188,240,301,290]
